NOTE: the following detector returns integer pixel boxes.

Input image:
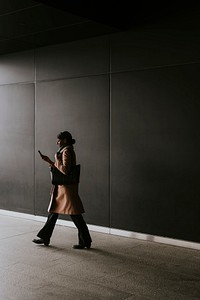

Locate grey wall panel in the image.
[0,50,35,85]
[111,64,200,243]
[36,37,109,81]
[111,7,200,73]
[35,75,110,226]
[0,84,35,213]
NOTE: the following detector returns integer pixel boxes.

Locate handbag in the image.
[50,164,80,185]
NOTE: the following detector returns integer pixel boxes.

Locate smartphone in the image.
[38,150,45,158]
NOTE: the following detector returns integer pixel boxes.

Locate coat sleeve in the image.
[54,149,71,175]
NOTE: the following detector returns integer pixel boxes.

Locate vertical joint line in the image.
[109,40,112,230]
[34,49,36,215]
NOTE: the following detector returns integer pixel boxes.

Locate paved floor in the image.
[0,214,200,300]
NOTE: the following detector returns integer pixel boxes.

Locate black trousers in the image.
[37,213,92,246]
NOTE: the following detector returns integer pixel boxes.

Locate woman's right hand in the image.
[41,155,54,165]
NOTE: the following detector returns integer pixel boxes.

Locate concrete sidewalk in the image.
[0,214,200,300]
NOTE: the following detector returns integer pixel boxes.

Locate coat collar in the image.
[58,145,73,154]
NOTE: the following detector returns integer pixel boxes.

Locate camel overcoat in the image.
[48,145,85,215]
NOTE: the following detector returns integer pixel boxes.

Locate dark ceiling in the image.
[0,0,199,55]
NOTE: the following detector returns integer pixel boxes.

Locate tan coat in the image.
[48,146,85,215]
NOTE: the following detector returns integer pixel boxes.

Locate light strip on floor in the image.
[0,209,199,250]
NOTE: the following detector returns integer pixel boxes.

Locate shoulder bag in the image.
[50,149,80,185]
[50,164,80,185]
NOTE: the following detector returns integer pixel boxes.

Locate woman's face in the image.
[56,138,67,148]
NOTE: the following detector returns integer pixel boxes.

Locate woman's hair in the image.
[57,131,76,144]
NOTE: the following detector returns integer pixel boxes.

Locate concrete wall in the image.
[0,7,200,243]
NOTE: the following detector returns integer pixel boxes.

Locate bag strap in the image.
[60,147,75,172]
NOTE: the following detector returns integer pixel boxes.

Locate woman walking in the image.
[32,131,92,249]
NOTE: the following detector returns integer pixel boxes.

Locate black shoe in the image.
[32,238,50,246]
[73,243,91,249]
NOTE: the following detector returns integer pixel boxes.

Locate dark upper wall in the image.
[0,7,200,242]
